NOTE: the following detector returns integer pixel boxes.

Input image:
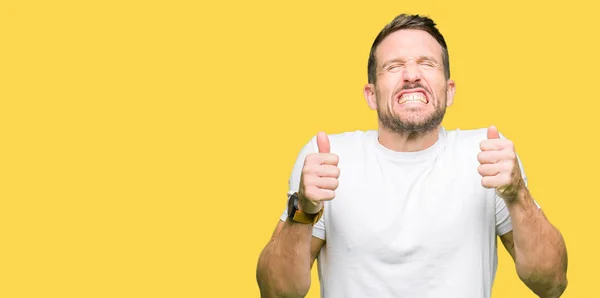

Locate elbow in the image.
[257,281,310,298]
[256,256,310,298]
[516,247,568,297]
[544,273,568,298]
[554,276,568,297]
[540,275,568,298]
[517,265,568,298]
[257,272,310,298]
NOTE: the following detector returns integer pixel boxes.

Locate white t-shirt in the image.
[279,127,535,298]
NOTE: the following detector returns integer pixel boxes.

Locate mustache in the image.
[394,83,431,98]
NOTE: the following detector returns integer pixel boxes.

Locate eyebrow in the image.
[381,55,440,67]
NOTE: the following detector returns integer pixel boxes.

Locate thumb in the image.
[487,125,500,139]
[316,132,330,153]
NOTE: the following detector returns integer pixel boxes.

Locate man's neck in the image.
[377,125,441,152]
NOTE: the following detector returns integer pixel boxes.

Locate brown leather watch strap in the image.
[292,207,324,225]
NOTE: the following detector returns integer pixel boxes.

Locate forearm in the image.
[506,184,568,297]
[256,219,314,298]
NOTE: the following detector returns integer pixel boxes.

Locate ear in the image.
[363,83,377,110]
[445,79,456,107]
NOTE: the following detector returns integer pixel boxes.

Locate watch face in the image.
[288,193,297,216]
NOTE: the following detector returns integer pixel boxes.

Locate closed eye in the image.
[418,56,440,69]
[387,64,403,72]
[419,60,436,67]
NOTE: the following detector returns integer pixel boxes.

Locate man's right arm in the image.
[256,219,325,298]
[256,132,338,297]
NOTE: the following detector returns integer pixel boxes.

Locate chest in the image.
[324,153,496,260]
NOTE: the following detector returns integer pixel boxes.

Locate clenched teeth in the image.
[398,93,427,104]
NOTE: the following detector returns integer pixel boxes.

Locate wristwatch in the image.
[287,192,324,225]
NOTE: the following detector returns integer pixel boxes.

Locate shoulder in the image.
[302,130,376,153]
[446,126,514,142]
[444,127,489,149]
[292,130,374,165]
[446,127,487,140]
[327,130,375,151]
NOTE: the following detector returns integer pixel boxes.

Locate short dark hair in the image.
[367,14,450,84]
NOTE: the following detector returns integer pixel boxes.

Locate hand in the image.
[298,132,340,214]
[477,126,524,202]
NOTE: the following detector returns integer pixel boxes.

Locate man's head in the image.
[363,14,456,136]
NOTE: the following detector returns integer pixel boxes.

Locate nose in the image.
[402,61,422,83]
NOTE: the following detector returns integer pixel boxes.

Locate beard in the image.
[376,85,447,136]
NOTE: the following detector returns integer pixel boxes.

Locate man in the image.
[256,13,568,298]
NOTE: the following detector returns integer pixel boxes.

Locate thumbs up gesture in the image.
[298,132,341,214]
[477,126,525,202]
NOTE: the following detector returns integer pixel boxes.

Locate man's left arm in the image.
[478,126,568,298]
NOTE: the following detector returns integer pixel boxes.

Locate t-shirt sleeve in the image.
[495,132,541,236]
[279,136,326,240]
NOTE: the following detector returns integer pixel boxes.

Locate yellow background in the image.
[1,0,597,297]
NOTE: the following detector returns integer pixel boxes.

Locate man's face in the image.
[364,29,455,135]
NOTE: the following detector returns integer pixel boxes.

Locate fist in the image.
[477,126,524,201]
[298,132,340,214]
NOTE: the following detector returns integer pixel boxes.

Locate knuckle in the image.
[303,154,314,164]
[302,164,313,175]
[477,164,486,175]
[330,153,340,164]
[311,190,324,201]
[305,188,318,201]
[302,175,315,187]
[322,178,335,190]
[481,178,489,188]
[481,177,494,188]
[333,167,341,178]
[332,179,340,190]
[506,151,516,160]
[479,140,488,149]
[477,151,485,162]
[323,190,336,201]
